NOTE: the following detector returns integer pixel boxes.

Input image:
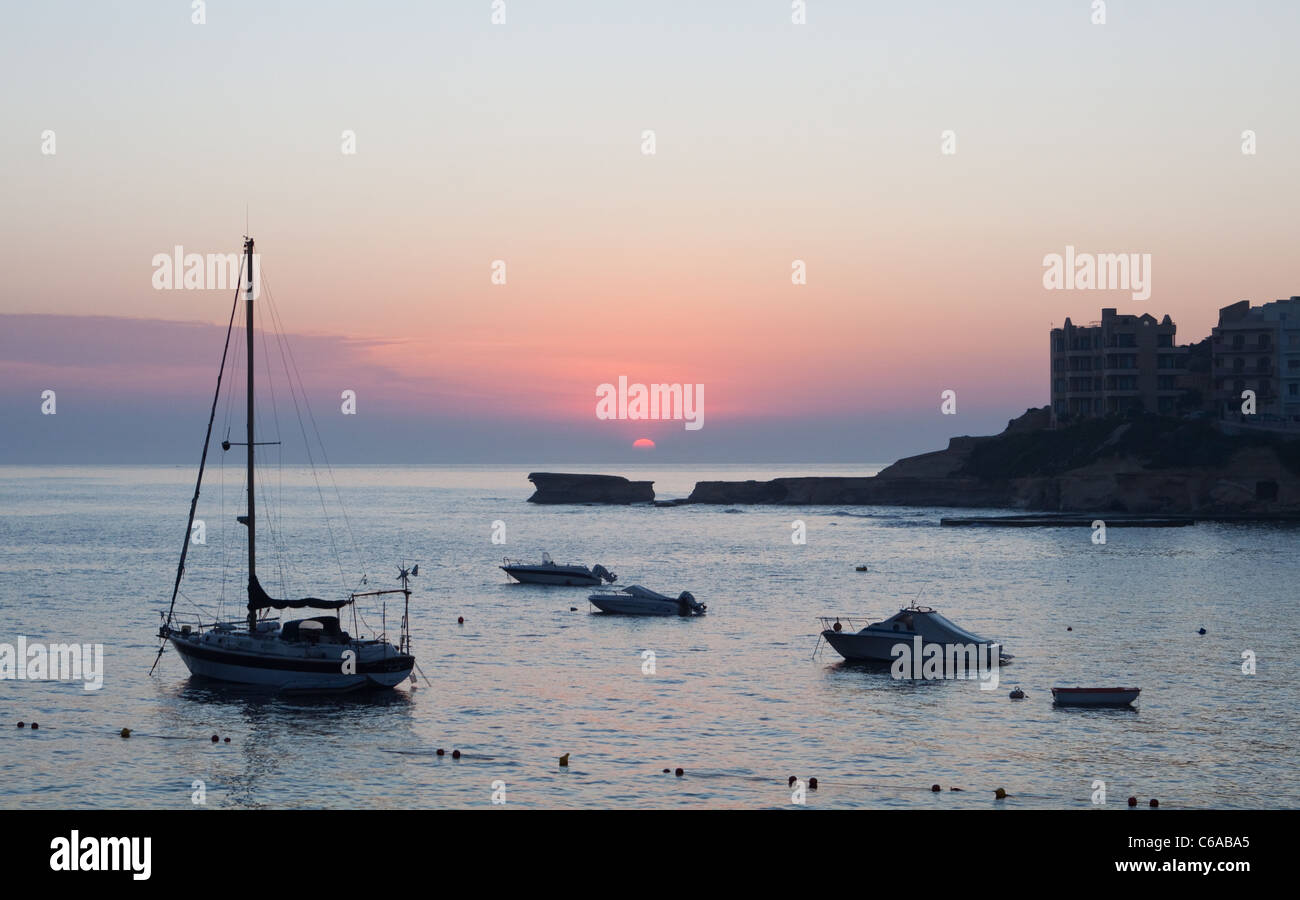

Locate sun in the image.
[633,438,655,449]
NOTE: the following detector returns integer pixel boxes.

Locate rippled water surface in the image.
[1,464,1297,809]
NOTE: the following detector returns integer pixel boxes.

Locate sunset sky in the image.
[2,1,1298,462]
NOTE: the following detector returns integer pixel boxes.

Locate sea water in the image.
[1,464,1296,809]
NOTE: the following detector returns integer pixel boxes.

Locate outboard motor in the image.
[677,591,702,616]
[592,564,617,584]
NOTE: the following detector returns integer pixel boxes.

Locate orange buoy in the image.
[994,788,1007,799]
[674,768,684,777]
[1149,798,1159,808]
[931,784,941,792]
[808,777,818,790]
[1128,796,1138,807]
[211,735,219,743]
[436,748,445,756]
[452,749,461,759]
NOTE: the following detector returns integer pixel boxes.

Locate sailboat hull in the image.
[166,633,413,692]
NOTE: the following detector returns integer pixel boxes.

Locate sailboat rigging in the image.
[154,236,417,692]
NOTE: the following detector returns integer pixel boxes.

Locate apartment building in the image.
[1212,297,1300,425]
[1049,308,1187,422]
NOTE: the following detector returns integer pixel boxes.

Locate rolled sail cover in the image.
[248,574,350,611]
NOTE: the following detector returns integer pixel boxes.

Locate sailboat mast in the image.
[244,236,257,632]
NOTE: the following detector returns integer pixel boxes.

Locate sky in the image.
[2,1,1298,463]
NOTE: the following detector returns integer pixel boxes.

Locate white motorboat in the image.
[1051,686,1140,707]
[501,552,616,586]
[588,585,706,616]
[818,606,1011,664]
[151,236,417,692]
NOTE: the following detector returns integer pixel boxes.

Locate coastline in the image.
[525,409,1300,517]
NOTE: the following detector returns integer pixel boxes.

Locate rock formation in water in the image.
[526,472,655,504]
[683,408,1300,514]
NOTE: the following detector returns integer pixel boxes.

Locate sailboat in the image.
[154,236,417,692]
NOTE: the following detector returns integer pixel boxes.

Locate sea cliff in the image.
[683,409,1300,514]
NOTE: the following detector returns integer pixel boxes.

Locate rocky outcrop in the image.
[526,472,654,504]
[681,408,1300,514]
[685,475,1010,507]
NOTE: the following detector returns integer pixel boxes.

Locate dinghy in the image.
[1051,687,1140,707]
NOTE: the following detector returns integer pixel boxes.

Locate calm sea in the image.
[1,463,1296,809]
